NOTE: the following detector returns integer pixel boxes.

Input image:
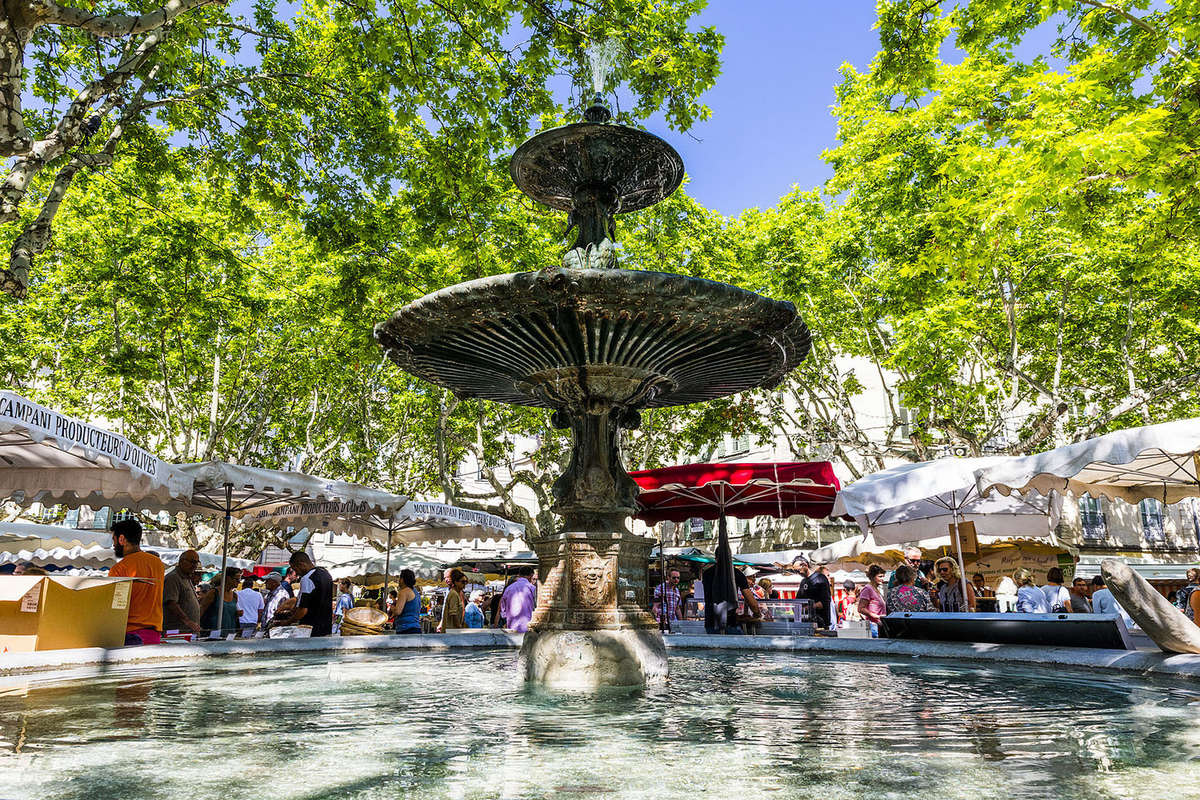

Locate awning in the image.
[1074,556,1200,582]
[327,550,445,583]
[976,417,1200,505]
[630,461,841,523]
[0,390,191,509]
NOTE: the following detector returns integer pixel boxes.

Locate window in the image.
[1079,496,1107,542]
[1140,499,1165,543]
[894,406,912,440]
[731,434,752,455]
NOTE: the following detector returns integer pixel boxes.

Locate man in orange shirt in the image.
[108,519,165,646]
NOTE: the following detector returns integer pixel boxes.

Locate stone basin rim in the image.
[374,267,802,330]
[3,634,1199,683]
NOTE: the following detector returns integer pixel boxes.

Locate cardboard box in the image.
[0,575,132,653]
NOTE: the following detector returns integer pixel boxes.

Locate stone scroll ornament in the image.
[1101,559,1200,654]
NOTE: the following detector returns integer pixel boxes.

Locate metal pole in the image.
[658,537,668,633]
[1191,455,1200,549]
[216,483,233,634]
[952,505,970,612]
[383,525,394,612]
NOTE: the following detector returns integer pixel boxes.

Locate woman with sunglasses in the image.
[933,557,976,612]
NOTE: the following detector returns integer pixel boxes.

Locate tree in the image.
[816,0,1200,453]
[1,0,722,296]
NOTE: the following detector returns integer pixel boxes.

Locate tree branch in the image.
[32,0,227,39]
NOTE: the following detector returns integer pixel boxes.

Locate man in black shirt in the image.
[279,552,334,636]
[701,564,761,634]
[805,564,833,629]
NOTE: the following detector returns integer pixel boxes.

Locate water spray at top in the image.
[587,40,622,95]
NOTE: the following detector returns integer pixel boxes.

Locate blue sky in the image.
[669,2,884,216]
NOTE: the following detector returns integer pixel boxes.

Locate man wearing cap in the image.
[108,519,166,646]
[162,549,211,635]
[263,572,290,624]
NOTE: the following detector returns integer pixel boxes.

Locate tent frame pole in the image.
[216,482,233,635]
[951,504,970,612]
[383,524,394,613]
[658,535,668,634]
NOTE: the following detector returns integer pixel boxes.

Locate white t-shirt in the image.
[1040,583,1071,612]
[236,588,265,623]
[1016,585,1050,613]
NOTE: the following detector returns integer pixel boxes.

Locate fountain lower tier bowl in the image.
[374,268,811,410]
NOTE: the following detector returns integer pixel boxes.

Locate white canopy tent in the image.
[975,417,1200,505]
[172,461,415,608]
[251,498,524,599]
[327,550,446,585]
[832,456,1060,605]
[0,521,112,549]
[809,529,1063,564]
[0,541,252,571]
[0,390,192,509]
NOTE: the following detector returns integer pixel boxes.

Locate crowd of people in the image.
[649,546,1200,639]
[27,517,1200,647]
[93,518,545,646]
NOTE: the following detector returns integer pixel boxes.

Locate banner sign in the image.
[251,500,376,524]
[0,391,160,479]
[410,502,524,535]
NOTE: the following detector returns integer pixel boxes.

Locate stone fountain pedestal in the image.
[520,531,667,688]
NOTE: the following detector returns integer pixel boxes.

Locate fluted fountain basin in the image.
[374,267,811,409]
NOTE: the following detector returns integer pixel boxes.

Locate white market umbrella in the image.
[975,417,1200,505]
[0,541,251,571]
[241,488,410,601]
[832,456,1059,606]
[171,462,408,614]
[243,498,521,599]
[0,390,192,509]
[327,549,445,584]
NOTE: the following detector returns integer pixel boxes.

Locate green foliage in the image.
[817,0,1200,453]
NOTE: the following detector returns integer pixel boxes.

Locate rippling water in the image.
[1,649,1198,799]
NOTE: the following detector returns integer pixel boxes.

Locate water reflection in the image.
[0,650,1198,800]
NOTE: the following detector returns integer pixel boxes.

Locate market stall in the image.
[250,498,523,602]
[833,456,1060,608]
[630,461,841,631]
[0,390,192,511]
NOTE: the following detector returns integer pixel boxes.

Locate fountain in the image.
[374,50,811,687]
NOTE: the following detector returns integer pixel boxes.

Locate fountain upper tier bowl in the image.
[509,120,684,213]
[374,267,811,411]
